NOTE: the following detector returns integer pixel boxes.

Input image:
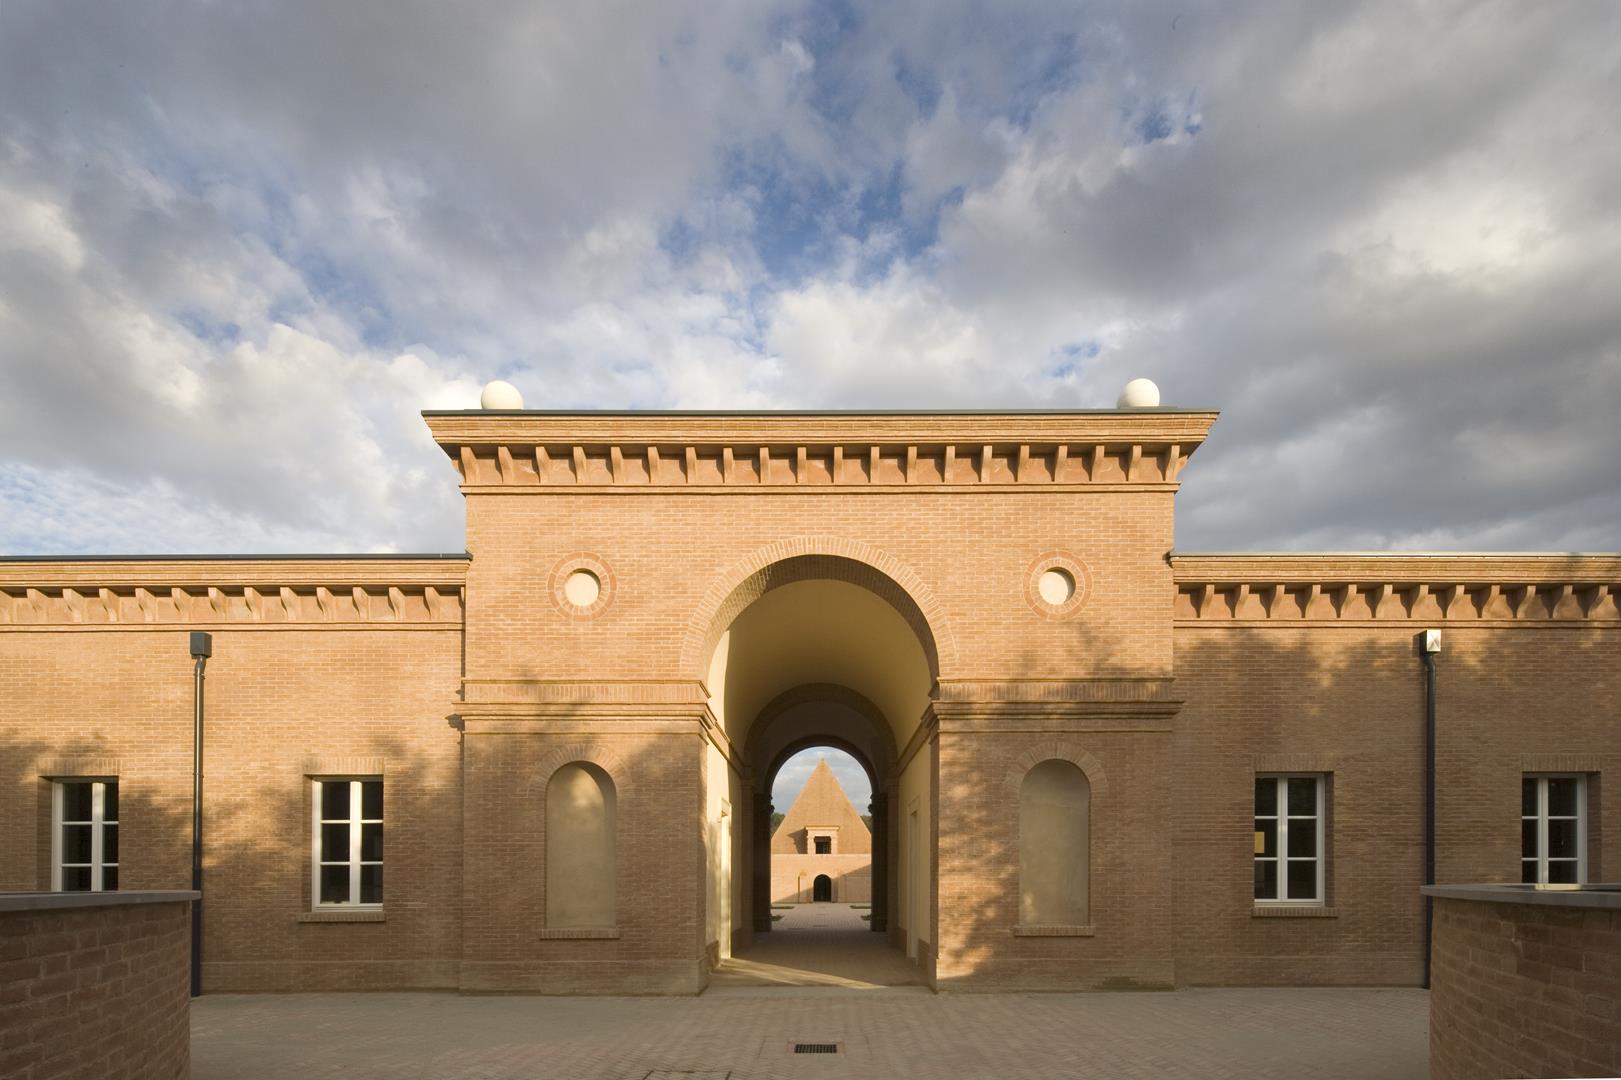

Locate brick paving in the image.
[771,903,871,932]
[710,904,924,988]
[192,985,1429,1079]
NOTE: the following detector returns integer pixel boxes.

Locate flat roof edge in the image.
[0,552,471,563]
[421,407,1222,417]
[1171,551,1621,558]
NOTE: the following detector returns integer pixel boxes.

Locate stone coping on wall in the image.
[1422,883,1621,910]
[0,890,199,912]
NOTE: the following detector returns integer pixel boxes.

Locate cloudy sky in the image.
[772,747,871,817]
[2,3,1618,555]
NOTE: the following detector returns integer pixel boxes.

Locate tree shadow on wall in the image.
[0,720,470,992]
[935,609,1618,988]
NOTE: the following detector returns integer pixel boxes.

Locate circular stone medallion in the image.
[1024,552,1092,619]
[549,554,615,619]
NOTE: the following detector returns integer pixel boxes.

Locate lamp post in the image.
[189,631,211,998]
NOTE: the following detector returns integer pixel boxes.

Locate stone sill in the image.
[538,927,621,940]
[1253,905,1337,918]
[1012,925,1095,937]
[299,909,385,923]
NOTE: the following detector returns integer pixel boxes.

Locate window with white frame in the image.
[53,780,118,892]
[312,778,382,907]
[1522,775,1585,884]
[1254,775,1324,903]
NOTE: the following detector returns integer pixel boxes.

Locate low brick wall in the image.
[0,890,197,1080]
[1425,885,1621,1080]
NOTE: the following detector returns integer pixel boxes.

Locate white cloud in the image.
[0,1,1616,554]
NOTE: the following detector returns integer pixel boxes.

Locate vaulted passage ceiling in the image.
[706,579,933,749]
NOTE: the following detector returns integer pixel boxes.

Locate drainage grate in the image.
[793,1043,840,1054]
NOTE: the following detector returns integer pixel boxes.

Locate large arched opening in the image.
[697,554,940,985]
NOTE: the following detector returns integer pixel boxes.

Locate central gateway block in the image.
[428,408,1215,992]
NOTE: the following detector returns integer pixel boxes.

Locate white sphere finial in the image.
[1117,378,1160,408]
[480,379,524,410]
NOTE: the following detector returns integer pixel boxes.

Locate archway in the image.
[696,553,939,986]
[813,875,832,902]
[752,689,891,936]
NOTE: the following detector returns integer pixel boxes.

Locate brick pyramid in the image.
[770,757,871,854]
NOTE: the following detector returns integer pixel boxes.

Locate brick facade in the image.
[0,892,194,1080]
[1427,889,1621,1079]
[1,409,1618,995]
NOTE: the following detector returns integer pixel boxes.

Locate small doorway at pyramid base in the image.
[813,874,833,902]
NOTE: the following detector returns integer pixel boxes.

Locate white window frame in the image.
[311,777,383,909]
[51,779,118,892]
[1522,774,1586,885]
[1254,774,1326,905]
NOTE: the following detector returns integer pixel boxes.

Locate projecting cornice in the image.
[422,409,1218,492]
[0,556,468,628]
[1170,553,1621,623]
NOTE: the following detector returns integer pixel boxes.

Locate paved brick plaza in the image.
[191,986,1428,1079]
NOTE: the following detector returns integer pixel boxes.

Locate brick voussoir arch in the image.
[679,536,957,679]
[1005,742,1110,797]
[527,744,633,795]
[750,682,899,793]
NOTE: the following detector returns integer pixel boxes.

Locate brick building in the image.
[1,405,1616,993]
[769,757,872,904]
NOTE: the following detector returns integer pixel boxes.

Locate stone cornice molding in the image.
[461,679,708,707]
[424,411,1217,493]
[892,705,939,779]
[458,704,711,724]
[456,679,739,762]
[459,714,708,736]
[1172,555,1621,624]
[932,678,1181,728]
[935,677,1177,703]
[0,558,468,628]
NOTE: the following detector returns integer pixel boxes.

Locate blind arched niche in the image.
[545,762,617,928]
[1019,759,1090,926]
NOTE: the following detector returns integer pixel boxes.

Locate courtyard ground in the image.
[194,904,1430,1080]
[710,902,924,988]
[192,987,1428,1079]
